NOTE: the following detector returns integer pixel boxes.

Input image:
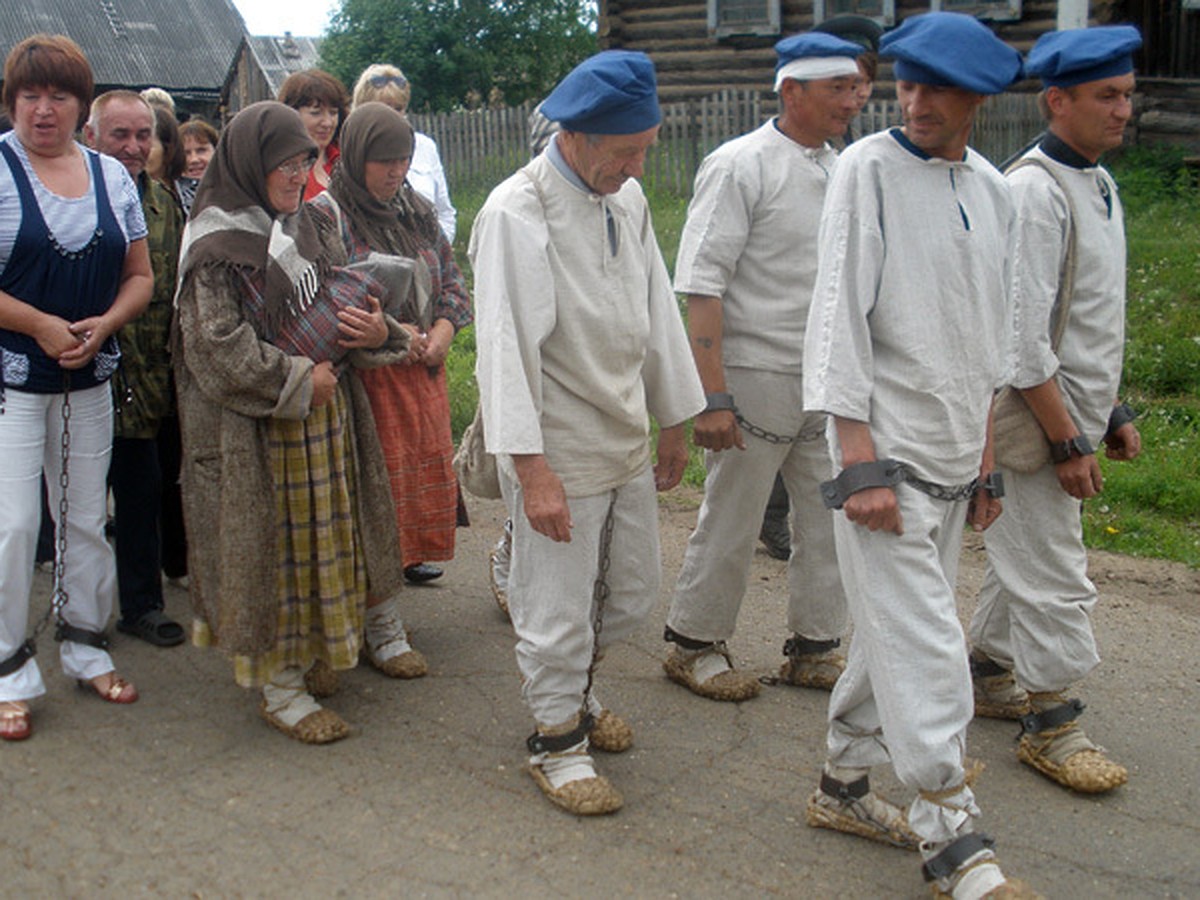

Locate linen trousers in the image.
[502,465,660,728]
[970,463,1100,693]
[0,384,118,702]
[826,484,979,844]
[668,367,845,643]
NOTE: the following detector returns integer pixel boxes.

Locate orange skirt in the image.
[360,363,457,565]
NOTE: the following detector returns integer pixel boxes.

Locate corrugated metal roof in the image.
[0,0,248,91]
[246,33,323,96]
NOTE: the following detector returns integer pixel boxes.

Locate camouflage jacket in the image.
[113,174,183,439]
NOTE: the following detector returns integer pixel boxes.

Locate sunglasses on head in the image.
[369,73,408,89]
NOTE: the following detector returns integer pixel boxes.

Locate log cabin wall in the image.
[599,0,1064,101]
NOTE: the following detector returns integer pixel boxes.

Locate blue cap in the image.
[881,12,1023,95]
[541,50,661,135]
[812,15,884,53]
[775,32,864,70]
[1025,26,1142,88]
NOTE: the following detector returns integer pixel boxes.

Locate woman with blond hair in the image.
[351,64,456,242]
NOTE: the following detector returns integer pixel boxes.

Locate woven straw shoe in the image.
[258,700,350,745]
[778,647,845,691]
[589,709,633,753]
[805,773,919,850]
[663,643,761,701]
[303,659,340,698]
[1018,694,1127,793]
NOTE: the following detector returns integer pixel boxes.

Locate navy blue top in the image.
[0,142,127,393]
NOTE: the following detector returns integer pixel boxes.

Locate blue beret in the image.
[1025,26,1142,88]
[881,12,1023,95]
[812,15,884,53]
[541,50,661,135]
[775,32,864,70]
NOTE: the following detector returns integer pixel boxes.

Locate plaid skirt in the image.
[195,386,368,687]
[360,362,457,565]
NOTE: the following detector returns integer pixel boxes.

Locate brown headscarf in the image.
[176,101,322,327]
[327,101,440,259]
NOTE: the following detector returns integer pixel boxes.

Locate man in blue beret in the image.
[661,32,864,707]
[469,51,704,816]
[969,25,1142,797]
[802,12,1035,898]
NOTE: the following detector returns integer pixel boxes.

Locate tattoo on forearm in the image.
[694,337,713,349]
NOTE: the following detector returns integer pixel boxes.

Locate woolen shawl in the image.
[327,102,440,260]
[176,101,322,329]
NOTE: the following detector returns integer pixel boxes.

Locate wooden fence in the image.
[411,91,1044,196]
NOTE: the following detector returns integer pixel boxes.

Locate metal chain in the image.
[581,492,617,712]
[900,467,979,503]
[735,413,796,445]
[30,378,72,642]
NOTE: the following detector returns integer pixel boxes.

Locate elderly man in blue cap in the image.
[661,32,864,703]
[969,25,1142,797]
[469,51,703,816]
[802,12,1035,898]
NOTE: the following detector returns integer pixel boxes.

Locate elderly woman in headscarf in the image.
[172,101,407,744]
[308,103,472,679]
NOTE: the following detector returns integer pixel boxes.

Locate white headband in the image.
[774,56,862,92]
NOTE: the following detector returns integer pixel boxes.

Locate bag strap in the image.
[1005,155,1078,352]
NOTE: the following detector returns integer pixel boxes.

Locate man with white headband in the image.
[803,12,1036,899]
[662,32,862,704]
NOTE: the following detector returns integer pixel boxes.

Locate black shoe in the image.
[116,609,185,647]
[404,563,444,584]
[758,523,791,560]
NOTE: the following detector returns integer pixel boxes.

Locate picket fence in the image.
[410,91,1043,196]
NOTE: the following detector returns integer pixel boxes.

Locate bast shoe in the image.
[806,769,920,850]
[260,669,349,745]
[663,641,760,702]
[588,709,633,753]
[526,724,622,816]
[778,635,845,691]
[1017,694,1127,794]
[970,652,1030,720]
[922,832,1040,899]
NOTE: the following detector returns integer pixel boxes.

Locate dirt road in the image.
[3,489,1197,897]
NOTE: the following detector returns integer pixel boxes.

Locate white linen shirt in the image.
[1007,145,1126,444]
[674,120,836,374]
[469,145,704,497]
[408,131,456,243]
[804,129,1016,484]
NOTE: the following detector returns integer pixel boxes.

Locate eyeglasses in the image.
[368,73,408,89]
[276,156,317,178]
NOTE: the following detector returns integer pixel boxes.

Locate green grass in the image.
[1084,147,1200,567]
[444,147,1200,567]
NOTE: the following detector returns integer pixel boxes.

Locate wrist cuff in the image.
[1105,402,1136,438]
[703,392,736,414]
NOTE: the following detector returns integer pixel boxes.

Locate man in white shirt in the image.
[469,51,704,816]
[970,25,1142,797]
[802,13,1034,899]
[662,32,864,702]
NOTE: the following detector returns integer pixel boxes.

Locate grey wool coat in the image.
[172,263,408,655]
